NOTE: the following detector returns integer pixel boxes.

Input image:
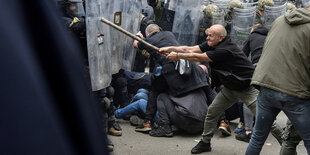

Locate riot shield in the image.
[164,0,179,11]
[295,0,309,7]
[202,0,210,5]
[76,1,85,17]
[263,2,287,29]
[242,0,259,7]
[301,0,310,7]
[210,0,231,13]
[86,0,112,91]
[142,0,154,19]
[108,0,126,74]
[212,10,225,25]
[172,0,202,46]
[273,0,287,5]
[122,0,142,71]
[230,6,256,49]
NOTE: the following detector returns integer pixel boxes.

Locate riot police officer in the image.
[198,4,219,44]
[256,0,275,24]
[147,0,175,31]
[58,0,86,35]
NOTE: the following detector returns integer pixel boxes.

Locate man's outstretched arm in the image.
[159,45,203,54]
[166,52,213,62]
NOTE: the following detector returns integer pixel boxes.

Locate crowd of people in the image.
[43,0,310,154]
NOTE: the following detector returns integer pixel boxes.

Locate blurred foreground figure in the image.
[0,0,108,154]
[246,6,310,155]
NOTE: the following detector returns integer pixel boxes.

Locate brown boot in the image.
[108,127,122,136]
[218,120,231,136]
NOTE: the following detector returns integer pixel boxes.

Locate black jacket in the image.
[243,27,269,64]
[142,31,209,120]
[162,61,209,96]
[138,31,179,67]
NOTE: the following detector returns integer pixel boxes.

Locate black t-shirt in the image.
[198,38,255,90]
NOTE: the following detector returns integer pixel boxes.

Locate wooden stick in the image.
[101,17,160,52]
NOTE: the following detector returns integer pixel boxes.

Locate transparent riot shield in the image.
[210,0,230,13]
[274,0,287,5]
[122,0,142,71]
[108,0,126,74]
[142,0,154,19]
[86,0,112,91]
[263,2,287,29]
[242,0,259,8]
[301,0,310,7]
[230,6,256,49]
[212,10,225,25]
[172,0,202,46]
[76,1,85,17]
[164,0,179,11]
[202,0,210,5]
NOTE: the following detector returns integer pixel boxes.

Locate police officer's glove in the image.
[103,97,111,110]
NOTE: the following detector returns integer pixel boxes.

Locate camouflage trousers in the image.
[280,120,302,155]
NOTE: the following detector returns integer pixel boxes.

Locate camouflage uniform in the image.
[280,120,302,155]
[256,0,274,24]
[198,4,219,44]
[225,0,244,35]
[148,0,175,31]
[226,0,244,22]
[286,2,297,12]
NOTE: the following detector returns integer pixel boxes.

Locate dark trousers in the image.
[157,93,204,134]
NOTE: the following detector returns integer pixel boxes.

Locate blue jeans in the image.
[131,89,148,102]
[246,87,310,155]
[114,89,159,120]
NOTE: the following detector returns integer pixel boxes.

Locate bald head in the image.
[207,24,227,38]
[205,24,227,47]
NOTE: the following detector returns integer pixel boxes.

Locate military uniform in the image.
[280,120,302,155]
[198,4,219,44]
[148,0,175,31]
[256,0,275,24]
[225,0,244,35]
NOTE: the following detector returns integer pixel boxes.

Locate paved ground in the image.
[109,112,307,155]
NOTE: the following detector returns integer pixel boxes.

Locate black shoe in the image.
[129,115,144,126]
[191,140,212,154]
[149,125,173,137]
[108,120,122,131]
[235,131,251,143]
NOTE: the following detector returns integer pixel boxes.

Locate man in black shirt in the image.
[159,24,258,154]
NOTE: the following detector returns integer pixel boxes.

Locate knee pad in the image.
[106,86,115,98]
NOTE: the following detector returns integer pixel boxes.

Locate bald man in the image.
[159,24,258,154]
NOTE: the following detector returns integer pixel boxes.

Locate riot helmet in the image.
[64,0,84,18]
[227,0,244,19]
[228,0,245,10]
[257,0,274,11]
[286,2,296,11]
[203,4,220,18]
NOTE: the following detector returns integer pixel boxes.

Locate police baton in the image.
[101,17,161,52]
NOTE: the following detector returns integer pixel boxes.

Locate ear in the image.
[219,35,224,42]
